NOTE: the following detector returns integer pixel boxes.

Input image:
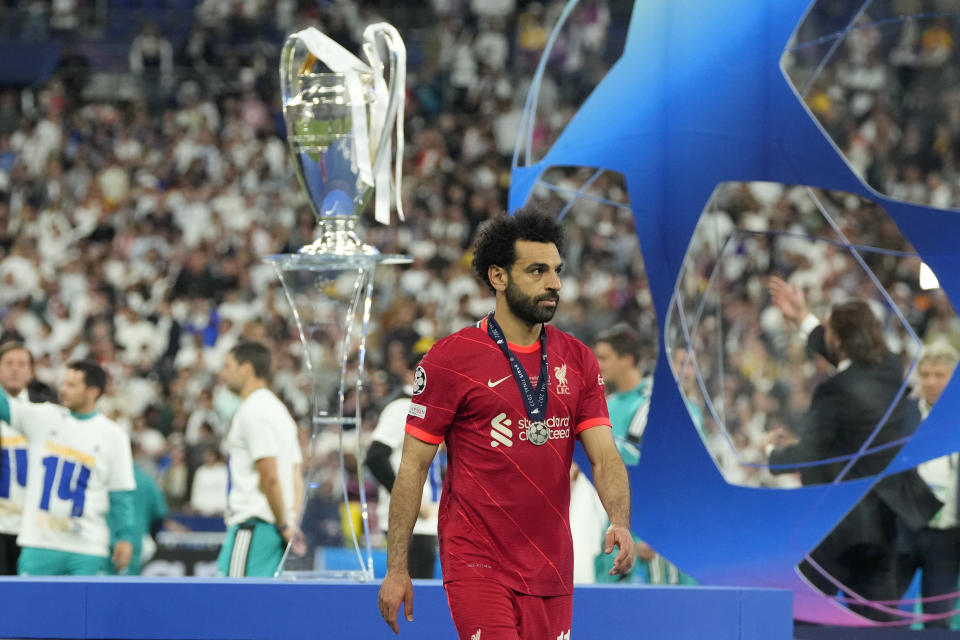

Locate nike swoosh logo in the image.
[487,375,511,388]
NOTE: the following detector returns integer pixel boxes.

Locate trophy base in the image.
[298,220,379,257]
[277,569,373,582]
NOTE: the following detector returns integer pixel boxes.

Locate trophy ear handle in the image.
[361,22,407,223]
[364,26,404,175]
[280,33,306,106]
[374,54,400,169]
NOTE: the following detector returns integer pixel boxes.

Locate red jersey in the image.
[405,317,609,596]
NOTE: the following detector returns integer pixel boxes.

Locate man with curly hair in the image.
[379,206,634,639]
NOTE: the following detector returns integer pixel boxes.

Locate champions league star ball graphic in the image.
[413,366,427,396]
[511,0,960,627]
[526,421,550,447]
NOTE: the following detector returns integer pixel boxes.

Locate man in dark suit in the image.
[764,277,940,622]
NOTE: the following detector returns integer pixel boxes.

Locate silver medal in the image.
[527,421,549,446]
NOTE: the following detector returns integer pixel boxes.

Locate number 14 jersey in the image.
[9,402,135,558]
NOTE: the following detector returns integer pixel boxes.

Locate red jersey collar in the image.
[480,316,544,353]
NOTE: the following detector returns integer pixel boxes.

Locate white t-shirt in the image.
[918,453,959,529]
[190,463,229,516]
[0,389,29,535]
[569,472,606,584]
[917,399,959,529]
[223,388,302,527]
[9,402,135,557]
[370,392,441,536]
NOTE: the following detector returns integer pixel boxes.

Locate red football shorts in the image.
[444,578,573,640]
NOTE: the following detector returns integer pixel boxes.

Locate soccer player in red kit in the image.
[378,208,634,639]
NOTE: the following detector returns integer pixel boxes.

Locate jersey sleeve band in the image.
[404,423,444,445]
[575,417,611,434]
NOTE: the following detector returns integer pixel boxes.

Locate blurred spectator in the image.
[109,460,168,575]
[787,8,960,210]
[189,448,228,517]
[159,440,189,511]
[129,22,174,109]
[184,388,226,445]
[591,325,694,586]
[20,0,48,40]
[516,3,548,69]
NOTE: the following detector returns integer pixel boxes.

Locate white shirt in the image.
[223,388,302,527]
[10,402,135,557]
[190,463,229,516]
[918,454,959,529]
[569,473,606,584]
[0,390,30,535]
[370,390,440,536]
[917,398,959,529]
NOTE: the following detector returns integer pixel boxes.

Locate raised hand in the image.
[768,276,808,324]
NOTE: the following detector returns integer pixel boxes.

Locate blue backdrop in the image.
[510,0,960,626]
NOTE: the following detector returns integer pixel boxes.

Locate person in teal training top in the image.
[592,323,651,466]
[109,460,168,575]
[592,325,696,585]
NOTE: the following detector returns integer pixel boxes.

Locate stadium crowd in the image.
[1,0,959,602]
[672,181,960,488]
[787,0,960,209]
[0,0,645,557]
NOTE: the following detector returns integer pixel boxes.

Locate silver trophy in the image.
[279,24,405,256]
[268,25,410,581]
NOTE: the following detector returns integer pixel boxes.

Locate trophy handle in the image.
[280,27,400,177]
[363,24,404,178]
[362,23,406,223]
[280,34,301,115]
[282,24,406,224]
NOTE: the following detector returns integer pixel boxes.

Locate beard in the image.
[504,277,559,325]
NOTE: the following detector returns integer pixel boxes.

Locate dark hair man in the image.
[0,360,136,575]
[593,323,649,466]
[765,276,940,622]
[379,208,634,638]
[217,340,305,577]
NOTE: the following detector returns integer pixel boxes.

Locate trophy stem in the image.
[267,251,410,581]
[333,265,374,581]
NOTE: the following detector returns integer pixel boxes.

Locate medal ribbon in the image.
[486,312,549,422]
